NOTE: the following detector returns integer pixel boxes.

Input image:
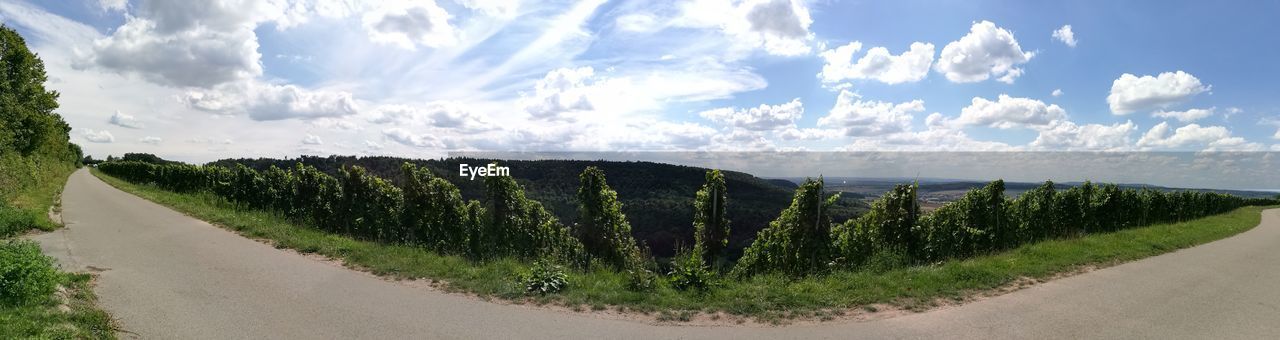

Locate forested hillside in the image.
[208,155,868,257]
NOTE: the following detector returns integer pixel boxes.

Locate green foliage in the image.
[733,178,840,277]
[575,166,643,269]
[402,163,476,254]
[0,240,58,306]
[339,166,404,243]
[518,260,569,295]
[667,246,715,291]
[1,25,71,159]
[692,170,730,267]
[484,170,585,263]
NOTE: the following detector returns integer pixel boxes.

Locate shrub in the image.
[733,178,839,277]
[0,240,59,306]
[667,247,714,291]
[574,166,643,269]
[692,170,730,268]
[518,260,568,295]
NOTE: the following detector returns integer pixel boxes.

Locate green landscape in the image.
[0,25,115,338]
[92,155,1279,322]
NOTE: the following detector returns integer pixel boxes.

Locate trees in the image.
[401,163,476,254]
[1,25,68,158]
[484,168,584,262]
[692,169,730,267]
[574,166,642,269]
[733,178,839,277]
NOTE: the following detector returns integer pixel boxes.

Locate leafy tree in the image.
[692,169,730,267]
[574,166,643,269]
[339,166,404,243]
[1,25,68,157]
[733,178,839,277]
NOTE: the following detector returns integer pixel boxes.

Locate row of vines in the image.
[99,160,1277,288]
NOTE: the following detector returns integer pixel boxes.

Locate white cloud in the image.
[957,94,1067,129]
[362,0,458,50]
[139,136,163,145]
[184,82,359,121]
[1107,71,1210,114]
[935,21,1035,84]
[1137,122,1237,149]
[85,16,262,88]
[455,0,520,18]
[675,0,814,57]
[364,140,384,150]
[1152,107,1214,122]
[1274,128,1280,140]
[370,102,494,131]
[699,98,803,131]
[522,66,596,120]
[1052,25,1077,47]
[108,110,145,129]
[383,127,446,148]
[818,41,934,85]
[616,13,660,33]
[776,127,841,141]
[98,0,127,12]
[1030,120,1136,150]
[817,90,923,136]
[1051,89,1063,97]
[301,134,323,145]
[80,128,115,143]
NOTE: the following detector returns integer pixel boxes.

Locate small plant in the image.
[625,267,657,291]
[0,240,60,306]
[518,260,568,295]
[667,247,715,292]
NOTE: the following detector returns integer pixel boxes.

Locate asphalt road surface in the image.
[32,169,1280,339]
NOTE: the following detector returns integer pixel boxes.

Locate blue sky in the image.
[2,0,1278,162]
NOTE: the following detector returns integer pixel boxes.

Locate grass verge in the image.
[93,168,1275,322]
[0,266,116,338]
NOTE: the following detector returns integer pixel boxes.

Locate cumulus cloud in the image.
[956,94,1066,129]
[935,21,1035,84]
[676,0,814,56]
[1030,120,1136,150]
[818,41,934,85]
[362,0,458,50]
[1051,89,1063,97]
[699,98,803,131]
[817,90,923,136]
[1052,25,1077,47]
[85,16,262,88]
[383,127,446,148]
[80,128,115,143]
[301,134,323,145]
[521,67,597,120]
[1137,122,1236,149]
[1107,71,1210,115]
[1152,107,1214,122]
[98,0,126,11]
[370,102,494,131]
[183,82,358,121]
[108,110,144,129]
[139,136,162,145]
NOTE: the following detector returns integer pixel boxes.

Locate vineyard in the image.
[98,159,1278,286]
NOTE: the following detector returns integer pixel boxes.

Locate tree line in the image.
[98,160,1278,286]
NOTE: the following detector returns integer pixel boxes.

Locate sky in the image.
[3,0,1280,164]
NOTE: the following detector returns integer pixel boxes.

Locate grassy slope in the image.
[0,272,115,338]
[93,169,1275,322]
[0,159,116,339]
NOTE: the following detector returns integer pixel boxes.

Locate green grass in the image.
[0,158,115,339]
[0,271,116,339]
[93,168,1275,322]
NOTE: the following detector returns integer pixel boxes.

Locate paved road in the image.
[32,169,1280,339]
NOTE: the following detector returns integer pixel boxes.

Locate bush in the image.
[667,247,714,291]
[625,267,657,292]
[518,260,568,295]
[732,178,839,277]
[0,240,59,306]
[574,166,643,269]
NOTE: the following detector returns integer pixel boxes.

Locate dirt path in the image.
[32,169,1280,339]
